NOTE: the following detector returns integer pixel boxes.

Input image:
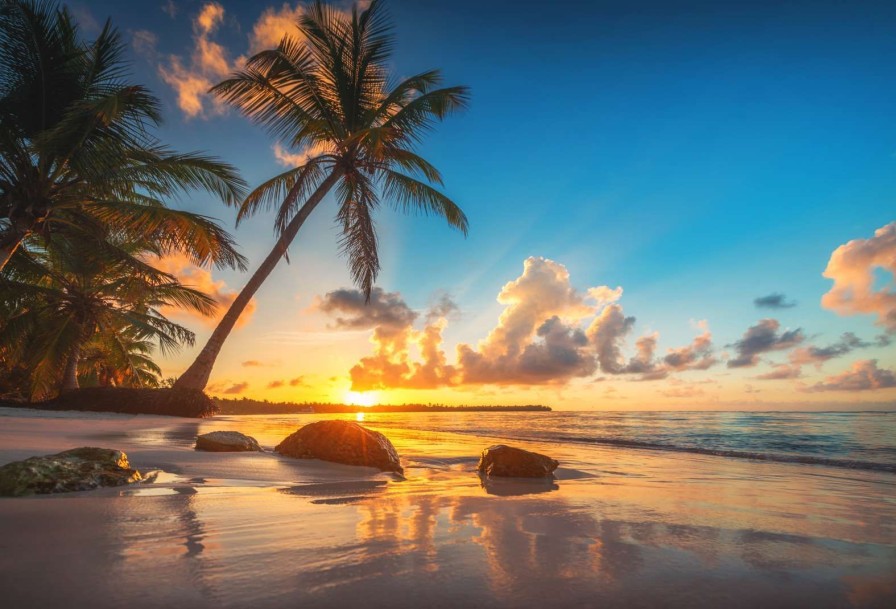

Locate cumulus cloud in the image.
[662,322,716,372]
[156,2,359,120]
[584,304,635,375]
[267,380,284,389]
[754,293,796,309]
[727,319,804,368]
[158,2,233,118]
[154,254,256,328]
[804,360,896,392]
[822,222,896,333]
[289,376,308,387]
[247,3,304,54]
[458,257,610,384]
[321,257,718,390]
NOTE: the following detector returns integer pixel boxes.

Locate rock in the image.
[477,444,559,478]
[195,431,261,452]
[275,420,403,474]
[0,447,143,497]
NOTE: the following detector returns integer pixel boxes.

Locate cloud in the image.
[318,287,417,331]
[425,292,460,323]
[154,254,256,328]
[458,257,608,384]
[267,380,284,389]
[727,319,804,368]
[822,222,896,333]
[289,376,308,387]
[662,322,716,372]
[131,30,158,58]
[584,304,635,375]
[242,360,262,367]
[162,0,177,18]
[788,332,875,368]
[754,293,796,309]
[322,257,717,390]
[272,141,332,167]
[756,364,802,380]
[68,4,99,33]
[158,2,233,118]
[804,360,896,392]
[222,382,249,394]
[247,3,304,55]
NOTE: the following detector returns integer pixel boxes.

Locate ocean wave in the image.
[533,435,896,473]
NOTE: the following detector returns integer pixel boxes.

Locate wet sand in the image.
[1,407,894,608]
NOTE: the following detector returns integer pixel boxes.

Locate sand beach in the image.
[1,407,894,608]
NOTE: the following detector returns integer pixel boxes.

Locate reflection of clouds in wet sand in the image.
[2,479,896,608]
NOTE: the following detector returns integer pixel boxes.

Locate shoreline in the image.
[1,408,894,608]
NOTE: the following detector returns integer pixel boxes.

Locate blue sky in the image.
[72,0,895,408]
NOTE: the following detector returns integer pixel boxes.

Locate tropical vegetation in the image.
[175,0,470,391]
[0,0,247,399]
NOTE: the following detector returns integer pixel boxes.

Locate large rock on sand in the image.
[195,431,261,452]
[0,447,143,497]
[478,445,559,478]
[275,421,403,474]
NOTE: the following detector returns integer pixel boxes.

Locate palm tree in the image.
[78,327,164,389]
[0,236,217,398]
[174,0,469,391]
[0,0,248,272]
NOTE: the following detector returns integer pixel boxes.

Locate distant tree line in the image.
[213,396,551,415]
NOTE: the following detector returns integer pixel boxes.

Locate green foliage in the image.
[0,237,216,398]
[0,0,248,270]
[211,0,469,298]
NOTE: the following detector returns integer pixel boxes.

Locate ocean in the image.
[243,410,896,473]
[2,407,895,608]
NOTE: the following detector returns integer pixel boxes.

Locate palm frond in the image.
[381,169,468,234]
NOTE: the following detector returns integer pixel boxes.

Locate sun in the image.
[344,390,378,407]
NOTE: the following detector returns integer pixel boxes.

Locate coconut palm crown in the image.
[175,0,469,390]
[0,0,248,271]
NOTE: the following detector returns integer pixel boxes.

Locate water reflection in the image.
[478,474,559,496]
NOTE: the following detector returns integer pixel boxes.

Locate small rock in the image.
[195,431,261,452]
[275,420,403,473]
[0,447,143,496]
[478,444,559,478]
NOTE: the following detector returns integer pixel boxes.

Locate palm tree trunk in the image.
[174,170,343,391]
[60,344,81,393]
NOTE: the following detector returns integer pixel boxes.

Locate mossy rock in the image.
[0,447,143,497]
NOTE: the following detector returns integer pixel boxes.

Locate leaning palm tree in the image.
[174,0,469,391]
[0,0,248,272]
[0,236,217,398]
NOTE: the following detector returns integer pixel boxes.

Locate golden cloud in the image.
[154,253,256,328]
[822,222,896,333]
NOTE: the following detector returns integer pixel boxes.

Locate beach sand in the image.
[1,407,894,608]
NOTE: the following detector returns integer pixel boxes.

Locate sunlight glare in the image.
[344,390,378,407]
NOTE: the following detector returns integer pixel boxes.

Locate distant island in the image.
[214,397,551,415]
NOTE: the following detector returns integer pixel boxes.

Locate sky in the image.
[72,0,895,410]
